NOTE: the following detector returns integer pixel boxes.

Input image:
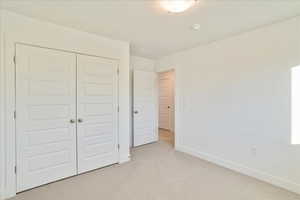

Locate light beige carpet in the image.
[10,134,300,200]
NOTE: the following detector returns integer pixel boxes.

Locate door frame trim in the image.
[16,42,120,62]
[158,69,175,132]
[157,68,177,147]
[14,42,121,194]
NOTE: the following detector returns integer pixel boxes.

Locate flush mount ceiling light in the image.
[161,0,197,13]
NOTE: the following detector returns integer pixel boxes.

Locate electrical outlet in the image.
[251,147,257,156]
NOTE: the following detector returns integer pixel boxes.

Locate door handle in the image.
[78,118,83,123]
[70,119,75,124]
[134,111,138,114]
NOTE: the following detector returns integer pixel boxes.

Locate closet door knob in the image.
[78,118,83,123]
[70,119,75,124]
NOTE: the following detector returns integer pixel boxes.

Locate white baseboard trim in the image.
[119,154,131,164]
[1,189,15,200]
[176,144,300,195]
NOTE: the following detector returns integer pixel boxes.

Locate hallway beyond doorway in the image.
[159,129,174,147]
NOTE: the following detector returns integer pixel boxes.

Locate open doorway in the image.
[132,69,175,148]
[158,70,175,147]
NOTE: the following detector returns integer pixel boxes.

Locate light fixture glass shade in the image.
[161,0,196,13]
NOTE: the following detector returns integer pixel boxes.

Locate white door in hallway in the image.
[133,70,158,147]
[16,44,77,192]
[77,55,119,174]
[159,71,174,131]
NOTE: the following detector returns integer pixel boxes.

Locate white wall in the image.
[157,17,300,194]
[130,56,156,146]
[0,10,130,199]
[131,56,156,72]
[0,9,4,200]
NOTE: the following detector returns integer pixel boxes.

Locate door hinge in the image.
[117,69,119,75]
[13,55,16,65]
[14,166,17,174]
[14,110,16,120]
[117,144,120,150]
[117,106,120,112]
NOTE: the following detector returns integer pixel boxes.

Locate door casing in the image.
[1,12,130,199]
[14,43,121,193]
[158,70,175,132]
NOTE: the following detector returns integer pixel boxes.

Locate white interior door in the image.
[77,55,119,174]
[133,70,158,147]
[16,44,77,192]
[159,71,174,131]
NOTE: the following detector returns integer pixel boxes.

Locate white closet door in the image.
[77,55,119,174]
[133,70,158,147]
[16,44,77,192]
[159,71,174,131]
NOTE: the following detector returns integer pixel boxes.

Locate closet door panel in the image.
[77,55,119,174]
[16,44,77,192]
